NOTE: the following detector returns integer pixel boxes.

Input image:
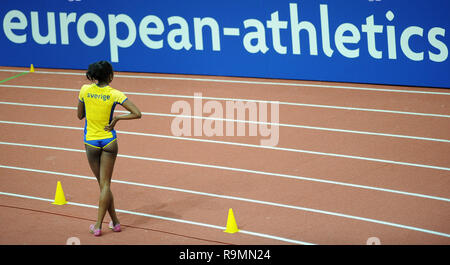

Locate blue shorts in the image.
[84,136,117,149]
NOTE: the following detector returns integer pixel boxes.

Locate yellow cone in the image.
[52,181,67,205]
[224,208,239,233]
[30,64,34,73]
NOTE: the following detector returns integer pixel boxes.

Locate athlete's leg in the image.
[84,144,101,182]
[85,143,118,224]
[94,140,119,229]
[103,140,120,226]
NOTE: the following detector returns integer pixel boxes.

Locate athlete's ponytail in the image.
[86,61,114,84]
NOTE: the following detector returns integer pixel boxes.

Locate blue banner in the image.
[1,0,449,88]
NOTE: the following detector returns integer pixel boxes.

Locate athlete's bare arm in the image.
[104,99,141,131]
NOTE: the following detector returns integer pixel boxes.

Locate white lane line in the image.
[1,167,449,238]
[0,191,313,245]
[0,140,449,202]
[0,101,75,110]
[1,101,449,143]
[1,84,448,118]
[1,68,449,95]
[148,112,450,143]
[4,119,449,159]
[0,120,449,171]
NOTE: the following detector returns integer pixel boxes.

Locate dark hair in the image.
[86,60,114,84]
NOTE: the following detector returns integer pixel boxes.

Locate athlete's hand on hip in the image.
[105,117,118,131]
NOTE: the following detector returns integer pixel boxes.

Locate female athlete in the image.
[77,61,142,236]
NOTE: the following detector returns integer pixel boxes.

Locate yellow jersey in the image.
[78,84,128,141]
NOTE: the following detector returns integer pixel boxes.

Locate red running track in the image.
[0,66,449,245]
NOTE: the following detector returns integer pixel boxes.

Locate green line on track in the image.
[0,71,29,84]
